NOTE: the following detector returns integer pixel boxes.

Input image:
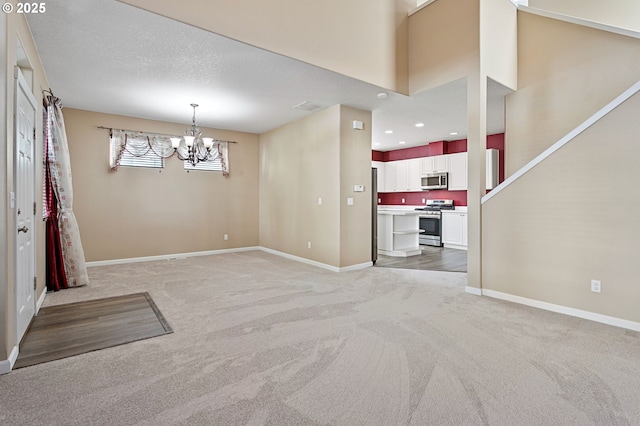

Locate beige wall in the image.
[529,0,640,32]
[408,0,479,94]
[120,0,415,94]
[259,106,341,266]
[1,12,49,361]
[483,91,640,322]
[259,105,372,269]
[507,11,640,174]
[480,0,518,91]
[63,109,259,262]
[339,106,373,267]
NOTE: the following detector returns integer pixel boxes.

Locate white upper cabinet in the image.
[447,152,468,191]
[394,159,409,192]
[384,161,397,192]
[421,155,448,174]
[381,158,422,192]
[408,158,422,191]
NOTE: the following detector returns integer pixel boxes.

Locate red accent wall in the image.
[381,190,467,207]
[372,150,385,162]
[375,133,505,207]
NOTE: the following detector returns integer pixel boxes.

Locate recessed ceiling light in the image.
[377,92,388,99]
[450,132,458,136]
[415,123,424,128]
[385,130,393,134]
[399,141,406,145]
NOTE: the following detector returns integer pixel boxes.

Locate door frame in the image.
[14,65,38,346]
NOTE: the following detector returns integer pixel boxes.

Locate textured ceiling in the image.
[26,0,510,151]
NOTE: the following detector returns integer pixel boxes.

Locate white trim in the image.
[408,0,438,16]
[35,288,46,314]
[86,246,260,267]
[258,247,372,272]
[86,246,372,273]
[0,346,19,375]
[519,5,640,40]
[482,289,640,332]
[482,80,640,204]
[337,261,374,272]
[465,286,482,296]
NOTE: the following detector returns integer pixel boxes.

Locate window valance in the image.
[109,128,230,176]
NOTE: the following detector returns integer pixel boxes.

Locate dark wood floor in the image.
[15,292,173,369]
[375,245,467,272]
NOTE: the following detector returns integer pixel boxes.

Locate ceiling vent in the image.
[292,101,322,112]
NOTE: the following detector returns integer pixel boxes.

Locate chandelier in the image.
[170,103,216,166]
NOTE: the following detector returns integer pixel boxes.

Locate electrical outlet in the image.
[402,198,405,204]
[591,279,601,293]
[223,234,229,241]
[308,241,312,249]
[318,197,322,205]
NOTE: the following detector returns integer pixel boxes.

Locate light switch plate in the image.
[347,197,354,206]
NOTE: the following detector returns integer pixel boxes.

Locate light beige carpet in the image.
[1,250,639,425]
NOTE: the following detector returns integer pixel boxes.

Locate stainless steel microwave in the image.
[421,172,448,190]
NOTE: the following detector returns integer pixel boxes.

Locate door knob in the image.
[18,226,29,233]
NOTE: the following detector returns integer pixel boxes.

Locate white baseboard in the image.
[465,286,482,296]
[482,288,640,333]
[0,346,19,375]
[86,246,372,273]
[259,247,372,272]
[86,246,260,267]
[36,288,47,314]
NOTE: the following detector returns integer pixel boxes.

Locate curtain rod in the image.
[96,126,238,143]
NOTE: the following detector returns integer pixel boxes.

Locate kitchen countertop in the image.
[441,207,468,213]
[377,209,421,216]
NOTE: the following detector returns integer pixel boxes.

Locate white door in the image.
[15,68,37,343]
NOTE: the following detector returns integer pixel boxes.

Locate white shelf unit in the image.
[377,211,422,257]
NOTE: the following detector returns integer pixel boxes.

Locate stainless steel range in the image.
[415,199,454,247]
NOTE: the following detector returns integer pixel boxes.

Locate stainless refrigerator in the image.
[371,167,377,264]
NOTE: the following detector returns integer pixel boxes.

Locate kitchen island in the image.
[377,209,423,257]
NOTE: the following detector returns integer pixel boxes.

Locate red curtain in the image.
[44,98,68,292]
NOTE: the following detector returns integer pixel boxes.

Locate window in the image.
[110,134,164,169]
[183,145,224,171]
[108,129,230,176]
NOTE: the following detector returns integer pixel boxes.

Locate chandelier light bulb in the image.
[183,135,196,147]
[202,137,214,149]
[170,137,182,149]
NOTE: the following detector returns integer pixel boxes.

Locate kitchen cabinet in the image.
[382,158,421,192]
[372,161,385,193]
[383,161,396,192]
[408,158,422,191]
[447,152,468,191]
[447,150,499,191]
[421,155,448,174]
[377,210,422,257]
[394,160,409,192]
[441,210,467,250]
